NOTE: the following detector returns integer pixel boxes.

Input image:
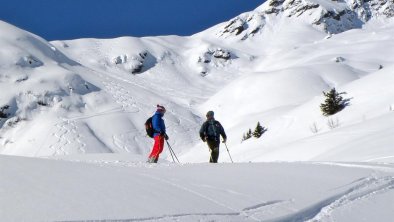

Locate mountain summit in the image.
[217,0,394,39]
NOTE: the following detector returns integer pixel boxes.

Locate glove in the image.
[222,138,227,143]
[164,134,169,141]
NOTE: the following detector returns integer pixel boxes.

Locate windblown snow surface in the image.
[1,0,394,221]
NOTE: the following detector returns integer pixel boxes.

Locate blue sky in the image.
[0,0,264,40]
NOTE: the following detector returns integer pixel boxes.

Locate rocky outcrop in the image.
[16,55,43,68]
[350,0,394,20]
[218,13,266,40]
[217,0,394,39]
[112,51,154,74]
[0,105,9,118]
[197,48,234,75]
[198,48,232,64]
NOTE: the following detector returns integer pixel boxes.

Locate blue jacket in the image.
[152,111,166,137]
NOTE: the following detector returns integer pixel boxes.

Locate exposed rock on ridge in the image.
[217,0,394,39]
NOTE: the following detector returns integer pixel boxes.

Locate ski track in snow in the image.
[112,129,144,154]
[365,155,394,162]
[58,160,394,222]
[61,200,291,222]
[47,118,86,156]
[91,40,141,113]
[313,162,394,173]
[102,80,140,113]
[85,65,201,156]
[60,176,394,222]
[277,176,394,222]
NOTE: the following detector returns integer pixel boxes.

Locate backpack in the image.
[206,120,220,140]
[145,117,154,138]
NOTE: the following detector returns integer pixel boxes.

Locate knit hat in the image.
[206,111,214,118]
[157,104,166,113]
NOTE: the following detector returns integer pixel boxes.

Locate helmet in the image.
[157,104,166,113]
[206,111,214,118]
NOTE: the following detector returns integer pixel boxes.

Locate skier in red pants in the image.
[148,105,169,163]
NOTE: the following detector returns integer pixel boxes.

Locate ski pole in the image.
[168,144,176,163]
[165,140,176,163]
[224,142,234,163]
[171,147,180,163]
[169,143,180,163]
[166,140,180,163]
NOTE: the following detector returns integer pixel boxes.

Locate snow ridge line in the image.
[313,162,394,173]
[272,176,394,222]
[59,212,240,222]
[140,174,287,221]
[60,201,291,222]
[242,200,287,212]
[306,176,394,222]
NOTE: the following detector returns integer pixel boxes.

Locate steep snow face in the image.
[0,21,101,155]
[216,0,394,40]
[0,21,97,123]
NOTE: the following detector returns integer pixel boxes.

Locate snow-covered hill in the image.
[2,0,394,221]
[1,0,394,163]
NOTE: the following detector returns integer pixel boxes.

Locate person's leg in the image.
[207,140,219,163]
[148,135,162,162]
[207,140,214,162]
[211,143,219,163]
[155,136,164,162]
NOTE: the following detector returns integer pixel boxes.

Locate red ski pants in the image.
[148,135,164,161]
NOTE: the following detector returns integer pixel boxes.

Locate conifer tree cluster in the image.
[242,122,267,142]
[320,88,348,116]
[242,129,252,141]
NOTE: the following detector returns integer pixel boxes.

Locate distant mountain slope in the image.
[215,0,394,40]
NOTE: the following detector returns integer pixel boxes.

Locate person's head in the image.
[206,111,214,120]
[156,104,166,115]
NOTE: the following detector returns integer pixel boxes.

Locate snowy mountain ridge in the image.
[217,0,394,39]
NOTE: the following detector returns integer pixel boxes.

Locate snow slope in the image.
[188,23,394,163]
[1,154,394,222]
[1,0,394,221]
[0,0,393,163]
[1,0,394,163]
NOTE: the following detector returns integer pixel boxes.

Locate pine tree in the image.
[241,133,247,142]
[253,122,267,138]
[245,129,252,140]
[320,88,347,116]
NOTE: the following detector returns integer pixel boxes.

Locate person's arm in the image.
[161,118,166,134]
[199,122,207,141]
[152,115,162,134]
[218,121,227,142]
